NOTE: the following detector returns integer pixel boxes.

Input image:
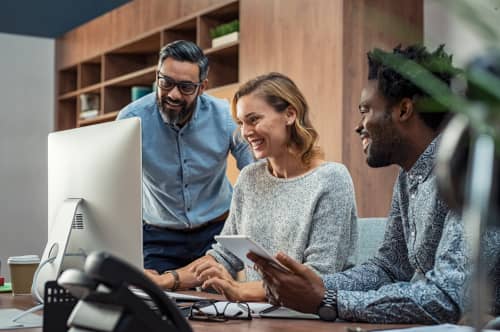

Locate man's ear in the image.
[285,106,297,125]
[199,78,208,95]
[396,98,414,122]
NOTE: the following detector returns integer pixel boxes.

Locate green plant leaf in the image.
[210,19,239,39]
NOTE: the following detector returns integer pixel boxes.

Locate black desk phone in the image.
[57,251,192,332]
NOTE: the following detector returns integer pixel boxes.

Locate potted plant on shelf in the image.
[210,19,239,48]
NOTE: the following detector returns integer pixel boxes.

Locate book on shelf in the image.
[80,93,100,111]
[131,86,153,101]
[79,109,99,120]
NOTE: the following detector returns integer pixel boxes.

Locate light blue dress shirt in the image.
[117,92,253,230]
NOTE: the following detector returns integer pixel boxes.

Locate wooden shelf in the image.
[57,99,77,130]
[79,56,102,88]
[205,82,239,101]
[58,66,77,95]
[203,41,239,56]
[162,18,197,45]
[104,66,156,87]
[56,0,239,131]
[58,83,101,100]
[58,66,155,100]
[103,53,157,81]
[58,93,77,101]
[77,111,119,127]
[206,45,238,88]
[113,33,161,54]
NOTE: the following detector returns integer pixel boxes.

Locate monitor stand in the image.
[33,198,82,301]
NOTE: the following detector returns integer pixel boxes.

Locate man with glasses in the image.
[117,40,253,286]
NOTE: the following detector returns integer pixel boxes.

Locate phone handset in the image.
[58,251,192,332]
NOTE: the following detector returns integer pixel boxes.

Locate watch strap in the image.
[318,288,338,321]
[163,270,180,291]
[322,288,337,307]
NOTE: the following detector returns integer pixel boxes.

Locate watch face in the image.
[318,305,337,321]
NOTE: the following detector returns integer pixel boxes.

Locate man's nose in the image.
[354,121,363,135]
[167,85,182,100]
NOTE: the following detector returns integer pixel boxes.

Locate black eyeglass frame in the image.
[188,300,252,322]
[157,72,202,96]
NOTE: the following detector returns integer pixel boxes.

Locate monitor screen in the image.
[35,118,143,298]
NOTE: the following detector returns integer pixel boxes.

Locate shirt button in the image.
[187,208,191,212]
[411,193,416,199]
[184,184,188,188]
[183,159,187,163]
[180,133,184,137]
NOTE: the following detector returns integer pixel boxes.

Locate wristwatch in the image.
[162,270,180,291]
[317,289,338,321]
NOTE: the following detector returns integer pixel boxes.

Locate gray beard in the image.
[157,99,195,126]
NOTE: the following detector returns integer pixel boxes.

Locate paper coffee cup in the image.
[8,255,40,295]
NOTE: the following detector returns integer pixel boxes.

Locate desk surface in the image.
[0,292,415,332]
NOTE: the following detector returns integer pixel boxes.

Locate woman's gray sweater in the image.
[208,160,358,281]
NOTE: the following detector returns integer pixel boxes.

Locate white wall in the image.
[425,0,500,67]
[0,33,54,281]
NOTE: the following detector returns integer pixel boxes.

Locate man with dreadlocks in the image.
[250,44,474,324]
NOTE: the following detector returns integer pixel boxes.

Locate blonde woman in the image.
[146,73,357,302]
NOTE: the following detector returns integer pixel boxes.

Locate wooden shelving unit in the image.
[56,0,240,131]
[79,56,102,88]
[77,111,120,127]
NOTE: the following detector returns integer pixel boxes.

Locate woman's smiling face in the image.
[236,93,295,160]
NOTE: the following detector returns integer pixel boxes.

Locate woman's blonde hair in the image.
[231,72,323,165]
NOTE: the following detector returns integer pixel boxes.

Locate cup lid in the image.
[7,255,40,264]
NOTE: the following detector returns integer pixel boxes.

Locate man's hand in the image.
[144,269,170,289]
[144,269,159,277]
[248,251,325,313]
[143,255,218,290]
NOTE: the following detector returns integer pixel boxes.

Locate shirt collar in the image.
[406,134,441,184]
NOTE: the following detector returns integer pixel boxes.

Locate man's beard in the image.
[157,96,195,126]
[366,118,405,168]
[366,136,399,168]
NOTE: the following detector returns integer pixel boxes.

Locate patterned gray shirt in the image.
[323,136,499,324]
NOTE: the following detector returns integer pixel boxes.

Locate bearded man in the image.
[117,40,253,281]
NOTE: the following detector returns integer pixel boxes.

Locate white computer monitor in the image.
[34,117,143,299]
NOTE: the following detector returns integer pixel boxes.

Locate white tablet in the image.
[214,235,290,273]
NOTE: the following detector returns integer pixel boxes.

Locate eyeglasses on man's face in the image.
[188,300,252,322]
[157,73,202,95]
